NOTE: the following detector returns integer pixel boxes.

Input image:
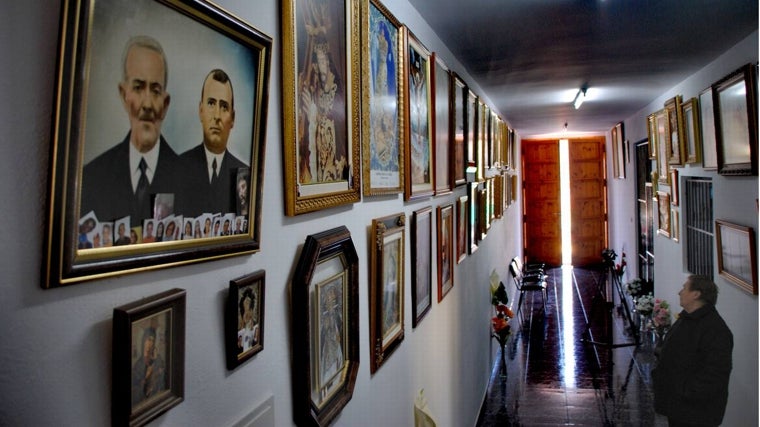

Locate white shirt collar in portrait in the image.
[203,146,226,183]
[129,140,160,192]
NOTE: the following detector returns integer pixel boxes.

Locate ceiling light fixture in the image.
[573,87,587,109]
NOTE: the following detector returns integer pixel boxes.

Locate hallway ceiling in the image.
[407,0,758,137]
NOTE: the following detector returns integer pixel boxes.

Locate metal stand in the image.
[581,263,639,349]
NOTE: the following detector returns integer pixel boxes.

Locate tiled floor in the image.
[477,266,669,426]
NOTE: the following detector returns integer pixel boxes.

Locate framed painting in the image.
[44,0,272,288]
[670,169,679,206]
[476,100,487,181]
[664,95,684,166]
[699,87,719,170]
[468,183,479,254]
[484,105,492,170]
[493,174,503,219]
[681,97,702,165]
[508,127,517,170]
[455,195,468,264]
[112,288,186,427]
[450,73,467,186]
[226,270,265,370]
[646,113,658,160]
[466,90,478,181]
[360,0,404,196]
[656,191,671,238]
[511,175,518,204]
[654,109,671,186]
[282,0,361,215]
[671,208,680,243]
[369,213,405,373]
[437,204,454,302]
[478,186,488,240]
[291,226,359,426]
[411,207,432,327]
[432,54,452,195]
[404,30,434,200]
[611,122,625,179]
[713,63,758,176]
[715,219,757,294]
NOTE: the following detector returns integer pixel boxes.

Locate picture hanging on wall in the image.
[360,0,405,196]
[112,288,186,427]
[681,97,702,165]
[433,54,452,196]
[369,213,406,373]
[451,73,467,186]
[656,191,671,238]
[456,195,468,264]
[437,204,454,302]
[44,0,272,288]
[699,86,719,170]
[404,29,435,200]
[715,219,758,295]
[291,226,359,426]
[713,63,758,176]
[411,207,433,327]
[664,95,684,166]
[282,0,362,215]
[226,270,265,370]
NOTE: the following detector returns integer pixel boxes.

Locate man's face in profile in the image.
[199,77,235,154]
[119,46,170,153]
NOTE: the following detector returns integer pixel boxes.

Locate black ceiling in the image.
[407,0,758,137]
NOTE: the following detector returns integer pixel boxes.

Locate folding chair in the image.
[509,259,547,317]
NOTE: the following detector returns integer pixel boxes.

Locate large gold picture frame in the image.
[282,0,362,215]
[404,30,434,200]
[45,0,271,288]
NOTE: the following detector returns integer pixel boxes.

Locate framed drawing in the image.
[404,30,434,200]
[468,183,479,254]
[716,220,757,294]
[291,226,359,426]
[671,208,680,243]
[282,0,361,215]
[450,73,467,186]
[369,213,405,372]
[112,288,186,427]
[411,207,432,327]
[656,191,671,238]
[681,97,702,164]
[466,90,478,180]
[44,0,272,288]
[654,109,671,186]
[713,63,758,176]
[455,195,468,264]
[226,270,265,370]
[360,0,404,196]
[699,86,719,170]
[432,54,452,195]
[664,95,684,166]
[437,204,454,302]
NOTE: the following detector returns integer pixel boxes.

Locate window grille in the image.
[684,177,713,277]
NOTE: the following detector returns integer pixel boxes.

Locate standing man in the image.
[179,69,247,217]
[653,275,733,427]
[81,35,181,224]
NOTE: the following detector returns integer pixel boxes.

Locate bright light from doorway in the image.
[559,139,572,265]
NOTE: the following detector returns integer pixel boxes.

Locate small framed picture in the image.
[671,208,680,243]
[450,73,467,186]
[670,169,679,206]
[468,183,479,254]
[437,204,454,302]
[664,95,684,166]
[681,97,702,164]
[369,213,406,372]
[432,54,452,196]
[404,29,434,200]
[112,289,186,427]
[656,191,671,238]
[226,270,265,370]
[411,207,433,327]
[716,220,757,294]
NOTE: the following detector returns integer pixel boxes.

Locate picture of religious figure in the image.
[408,44,431,186]
[131,311,170,409]
[296,0,349,185]
[381,242,400,339]
[317,276,345,397]
[237,284,260,354]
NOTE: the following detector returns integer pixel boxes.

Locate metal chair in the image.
[512,256,546,276]
[509,259,547,317]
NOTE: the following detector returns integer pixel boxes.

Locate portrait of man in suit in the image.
[80,35,181,224]
[179,69,247,217]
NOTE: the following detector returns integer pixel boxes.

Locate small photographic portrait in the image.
[114,217,132,246]
[142,219,157,243]
[212,216,222,237]
[182,218,193,240]
[226,271,265,369]
[152,193,175,221]
[193,218,203,239]
[201,214,213,238]
[234,215,247,235]
[100,221,114,247]
[130,226,142,245]
[221,213,235,236]
[236,167,250,216]
[162,216,180,241]
[78,211,99,249]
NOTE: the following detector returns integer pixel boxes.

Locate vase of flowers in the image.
[491,281,514,378]
[636,292,654,333]
[625,278,643,299]
[651,299,672,343]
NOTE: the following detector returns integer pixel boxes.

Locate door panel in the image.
[569,138,607,266]
[522,140,561,265]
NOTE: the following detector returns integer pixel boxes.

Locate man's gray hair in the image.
[121,35,168,88]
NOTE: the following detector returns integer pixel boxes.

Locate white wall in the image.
[0,1,522,426]
[609,32,759,426]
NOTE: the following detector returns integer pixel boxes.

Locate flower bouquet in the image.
[652,299,672,335]
[614,252,627,276]
[625,278,643,298]
[490,280,514,378]
[635,292,654,316]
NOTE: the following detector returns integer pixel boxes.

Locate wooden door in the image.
[522,140,561,266]
[568,138,607,266]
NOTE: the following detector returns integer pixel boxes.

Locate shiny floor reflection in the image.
[477,266,668,426]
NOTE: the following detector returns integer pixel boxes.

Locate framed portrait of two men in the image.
[44,0,272,288]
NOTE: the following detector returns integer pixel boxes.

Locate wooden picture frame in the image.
[656,191,671,238]
[715,220,758,294]
[468,183,479,254]
[466,90,478,181]
[477,100,487,181]
[455,195,468,264]
[437,204,454,301]
[611,122,625,179]
[360,0,404,196]
[404,30,434,200]
[44,0,272,288]
[478,186,488,240]
[511,175,518,203]
[369,213,405,372]
[671,208,680,243]
[713,63,758,176]
[654,109,671,186]
[450,73,467,186]
[226,270,265,370]
[282,0,361,215]
[291,226,359,426]
[670,169,679,206]
[699,86,719,170]
[411,207,432,327]
[432,54,452,195]
[664,95,684,166]
[646,113,658,160]
[681,97,702,164]
[112,288,186,427]
[493,174,504,219]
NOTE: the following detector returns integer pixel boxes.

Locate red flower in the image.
[492,316,508,332]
